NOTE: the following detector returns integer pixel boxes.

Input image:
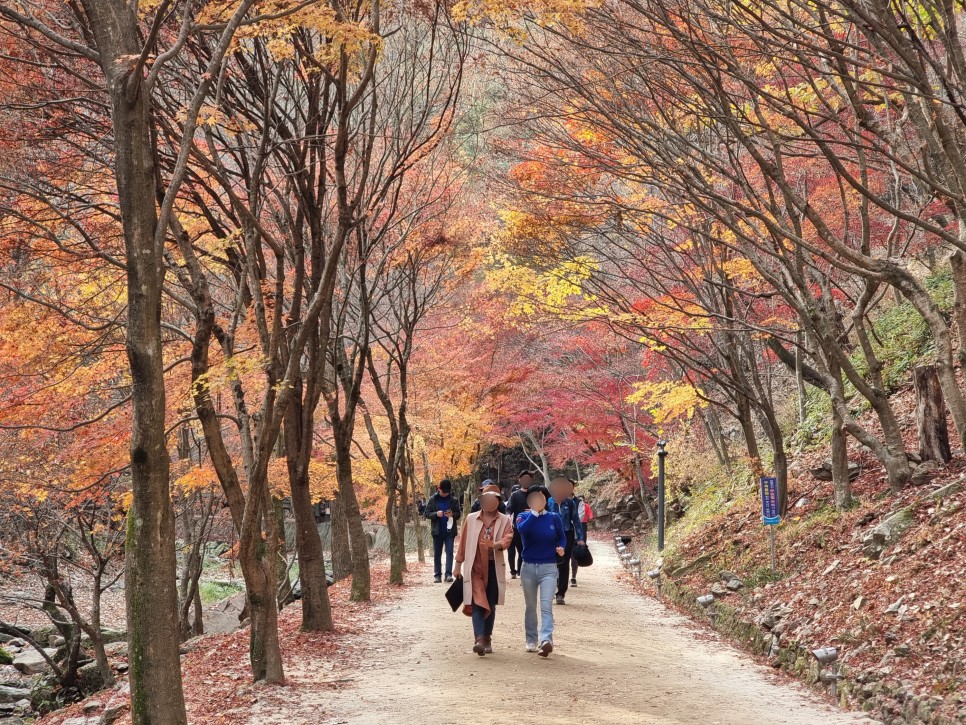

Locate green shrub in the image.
[199,581,243,604]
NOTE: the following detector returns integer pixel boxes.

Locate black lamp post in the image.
[657,440,668,551]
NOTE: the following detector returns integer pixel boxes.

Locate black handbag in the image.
[573,542,593,567]
[444,576,464,612]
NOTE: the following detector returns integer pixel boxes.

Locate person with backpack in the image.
[516,483,565,657]
[570,493,593,586]
[548,476,584,605]
[424,479,461,583]
[453,484,514,656]
[506,471,533,579]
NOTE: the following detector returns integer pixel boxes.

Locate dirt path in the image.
[249,542,877,725]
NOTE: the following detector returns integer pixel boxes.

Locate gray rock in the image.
[103,641,128,659]
[862,508,914,559]
[100,704,124,724]
[0,687,30,705]
[725,578,743,591]
[894,643,911,657]
[757,603,792,629]
[926,481,962,501]
[204,591,247,635]
[11,648,56,675]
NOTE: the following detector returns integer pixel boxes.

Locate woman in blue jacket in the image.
[515,484,566,657]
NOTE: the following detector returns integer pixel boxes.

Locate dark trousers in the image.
[433,533,454,577]
[508,529,523,574]
[556,530,576,597]
[571,551,579,580]
[471,559,499,637]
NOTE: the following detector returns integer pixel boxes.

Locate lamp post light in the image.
[696,593,716,625]
[811,648,841,693]
[657,441,668,551]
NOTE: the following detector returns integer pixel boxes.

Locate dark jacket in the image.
[548,496,584,541]
[507,489,529,527]
[424,492,461,537]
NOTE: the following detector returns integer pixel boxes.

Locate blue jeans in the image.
[521,561,557,644]
[433,534,454,578]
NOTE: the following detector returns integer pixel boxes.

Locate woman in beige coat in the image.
[454,482,514,656]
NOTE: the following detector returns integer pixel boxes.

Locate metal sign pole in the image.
[769,526,776,572]
[657,441,668,552]
[760,475,780,573]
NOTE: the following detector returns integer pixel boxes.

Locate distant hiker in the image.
[454,483,514,656]
[424,479,461,583]
[570,493,592,586]
[470,479,508,514]
[507,470,534,579]
[516,483,565,657]
[417,497,427,517]
[548,476,585,605]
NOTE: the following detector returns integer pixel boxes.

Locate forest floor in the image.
[37,541,882,725]
[247,542,876,725]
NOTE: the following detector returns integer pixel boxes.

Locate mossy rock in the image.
[0,646,12,665]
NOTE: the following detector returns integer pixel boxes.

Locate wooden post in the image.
[914,365,952,464]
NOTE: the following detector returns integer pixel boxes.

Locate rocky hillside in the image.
[591,421,966,725]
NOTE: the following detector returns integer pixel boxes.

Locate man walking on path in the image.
[548,476,584,605]
[506,471,534,579]
[424,479,461,583]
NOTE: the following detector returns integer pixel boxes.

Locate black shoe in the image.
[555,595,565,605]
[434,575,442,583]
[538,640,553,658]
[445,575,454,583]
[511,572,517,579]
[571,578,577,586]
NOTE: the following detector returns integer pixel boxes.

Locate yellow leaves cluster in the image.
[626,380,705,427]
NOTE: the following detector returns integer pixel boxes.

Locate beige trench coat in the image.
[455,510,513,609]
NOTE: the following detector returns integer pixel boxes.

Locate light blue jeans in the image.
[521,561,557,644]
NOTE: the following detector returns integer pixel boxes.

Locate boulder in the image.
[809,460,861,482]
[0,649,11,666]
[862,508,914,559]
[203,591,247,635]
[725,578,743,591]
[0,688,30,705]
[78,661,106,693]
[103,642,128,659]
[11,648,56,675]
[100,705,125,724]
[757,603,792,630]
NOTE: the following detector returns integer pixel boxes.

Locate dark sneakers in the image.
[555,595,565,605]
[434,575,442,583]
[571,577,577,586]
[445,575,454,583]
[538,640,554,658]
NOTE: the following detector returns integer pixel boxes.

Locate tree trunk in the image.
[830,408,852,510]
[914,365,953,464]
[273,497,294,608]
[240,543,284,684]
[950,249,966,369]
[333,427,371,601]
[329,490,352,581]
[386,491,405,585]
[79,0,189,719]
[287,467,333,630]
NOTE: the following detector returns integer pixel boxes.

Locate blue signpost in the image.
[760,476,780,571]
